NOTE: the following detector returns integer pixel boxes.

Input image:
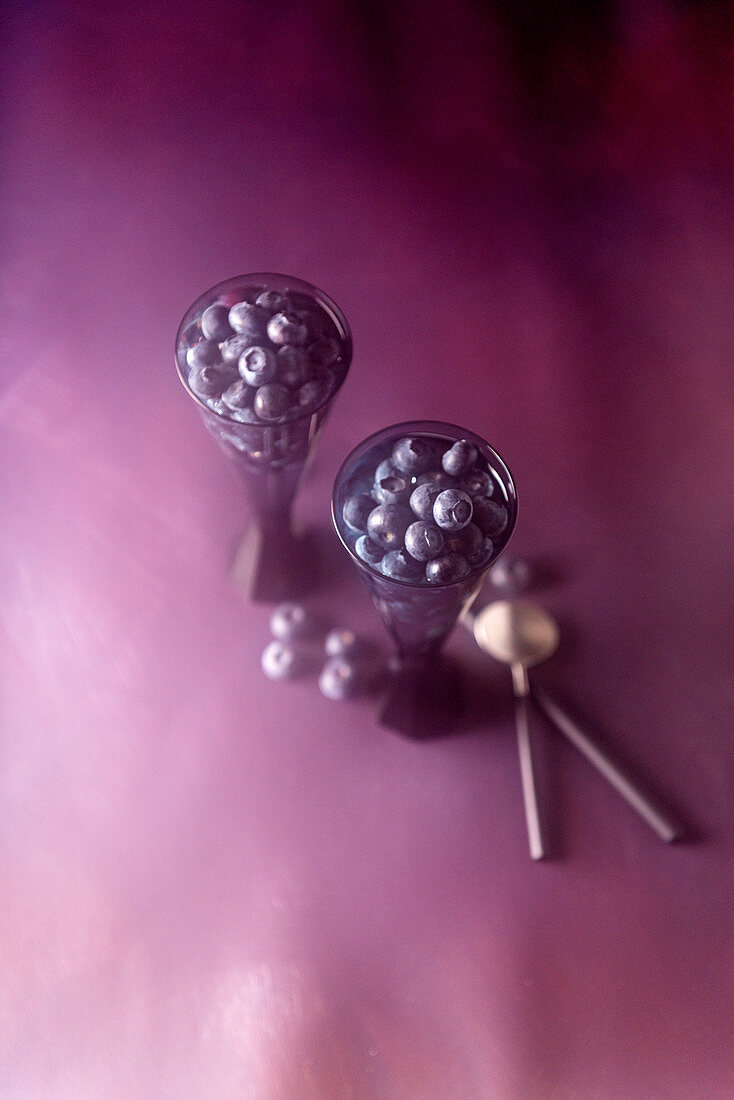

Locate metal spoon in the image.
[474,600,556,859]
[471,600,682,844]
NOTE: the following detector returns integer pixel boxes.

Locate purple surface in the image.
[2,2,733,1096]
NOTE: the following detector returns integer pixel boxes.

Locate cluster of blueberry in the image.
[180,283,347,425]
[260,603,379,700]
[339,435,510,585]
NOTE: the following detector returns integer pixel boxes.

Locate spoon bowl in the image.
[473,600,559,669]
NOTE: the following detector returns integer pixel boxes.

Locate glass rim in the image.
[331,419,518,590]
[174,271,353,425]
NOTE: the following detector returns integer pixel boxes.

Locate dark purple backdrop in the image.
[1,2,733,1096]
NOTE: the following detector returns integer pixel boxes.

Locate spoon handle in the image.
[515,692,548,860]
[532,688,682,842]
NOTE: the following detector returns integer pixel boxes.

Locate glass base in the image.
[231,515,319,603]
[379,654,465,740]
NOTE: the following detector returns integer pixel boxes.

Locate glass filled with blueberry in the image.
[332,422,517,737]
[176,273,352,600]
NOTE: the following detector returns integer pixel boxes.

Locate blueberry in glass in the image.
[332,421,517,738]
[176,273,352,601]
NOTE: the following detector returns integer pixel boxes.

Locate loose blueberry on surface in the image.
[255,289,289,312]
[254,383,290,422]
[433,488,474,531]
[267,312,308,346]
[221,379,253,411]
[319,656,360,700]
[308,335,341,368]
[404,521,445,562]
[374,474,411,507]
[186,338,222,370]
[188,363,235,399]
[471,497,509,537]
[489,555,531,593]
[220,333,254,365]
[238,345,278,386]
[270,602,314,641]
[425,553,471,584]
[460,468,494,498]
[366,504,413,548]
[261,640,303,681]
[354,534,384,566]
[201,303,234,342]
[324,628,362,658]
[380,548,425,581]
[277,345,311,388]
[442,439,478,477]
[409,481,444,521]
[391,437,432,476]
[343,493,376,532]
[228,301,267,337]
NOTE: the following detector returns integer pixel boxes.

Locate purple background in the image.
[2,1,733,1096]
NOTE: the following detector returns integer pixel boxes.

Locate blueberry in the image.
[391,437,432,476]
[186,339,221,370]
[324,628,363,658]
[380,548,425,581]
[446,521,483,558]
[308,334,341,368]
[414,469,454,488]
[228,301,268,337]
[342,493,376,532]
[270,602,314,641]
[220,333,254,366]
[261,640,304,681]
[319,656,360,700]
[254,383,290,422]
[221,379,253,411]
[404,521,445,562]
[374,473,411,507]
[460,468,494,498]
[472,497,509,537]
[442,440,478,477]
[297,374,332,410]
[490,555,531,593]
[238,345,277,386]
[425,553,471,584]
[433,489,473,531]
[277,345,311,388]
[231,407,261,423]
[188,362,234,399]
[267,311,308,346]
[255,289,289,313]
[366,504,413,548]
[373,458,398,485]
[354,534,384,565]
[201,303,234,342]
[409,481,444,521]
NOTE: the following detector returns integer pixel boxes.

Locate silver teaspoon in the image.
[474,600,556,860]
[471,600,682,843]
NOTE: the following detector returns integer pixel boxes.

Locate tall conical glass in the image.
[332,421,517,737]
[176,273,352,600]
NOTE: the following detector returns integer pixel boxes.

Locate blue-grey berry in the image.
[366,504,412,548]
[404,521,445,562]
[220,333,254,366]
[472,497,508,537]
[391,437,432,475]
[201,303,234,342]
[261,640,303,681]
[253,383,290,422]
[461,468,494,498]
[319,656,360,700]
[442,439,478,477]
[380,548,424,581]
[270,602,314,641]
[409,481,444,520]
[374,473,411,507]
[267,311,308,346]
[221,379,253,411]
[425,553,471,584]
[277,345,311,388]
[255,289,289,313]
[324,628,363,658]
[239,345,278,386]
[342,494,376,532]
[433,488,473,531]
[188,363,234,399]
[308,334,341,368]
[489,555,531,593]
[354,534,384,566]
[186,339,221,370]
[228,301,268,337]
